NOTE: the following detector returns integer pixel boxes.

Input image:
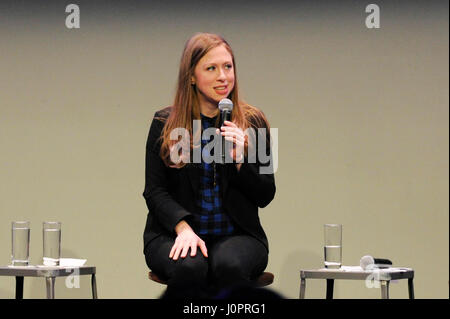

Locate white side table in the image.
[299,267,414,299]
[0,265,97,299]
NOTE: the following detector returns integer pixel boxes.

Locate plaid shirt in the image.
[193,113,235,237]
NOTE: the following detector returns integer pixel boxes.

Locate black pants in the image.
[144,232,268,298]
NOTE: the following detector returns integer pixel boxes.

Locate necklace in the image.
[213,162,216,187]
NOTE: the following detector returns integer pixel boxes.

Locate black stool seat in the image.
[148,271,274,287]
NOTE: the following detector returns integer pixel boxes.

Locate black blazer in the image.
[143,106,276,253]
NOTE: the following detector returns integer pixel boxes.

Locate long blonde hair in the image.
[159,32,269,167]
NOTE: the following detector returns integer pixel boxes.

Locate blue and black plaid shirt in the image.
[194,113,235,237]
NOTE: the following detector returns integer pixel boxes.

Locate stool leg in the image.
[380,280,390,299]
[326,279,334,299]
[91,274,98,299]
[15,276,24,299]
[299,277,306,299]
[408,278,414,299]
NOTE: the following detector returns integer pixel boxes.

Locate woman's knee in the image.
[210,248,268,285]
[171,254,209,281]
[211,256,248,281]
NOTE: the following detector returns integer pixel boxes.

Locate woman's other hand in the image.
[170,220,208,260]
[217,120,245,170]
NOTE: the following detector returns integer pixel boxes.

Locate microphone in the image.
[218,98,233,164]
[360,255,393,270]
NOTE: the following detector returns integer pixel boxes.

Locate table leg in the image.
[380,280,390,299]
[91,274,98,299]
[299,277,306,299]
[46,277,56,299]
[408,278,414,299]
[15,276,24,299]
[326,279,334,299]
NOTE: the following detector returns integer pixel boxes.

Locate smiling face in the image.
[192,44,235,113]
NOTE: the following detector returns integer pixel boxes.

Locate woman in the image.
[143,32,276,297]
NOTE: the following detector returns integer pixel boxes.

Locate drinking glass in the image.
[11,221,30,266]
[324,224,342,269]
[43,222,61,266]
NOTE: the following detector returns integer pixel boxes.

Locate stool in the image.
[149,271,274,287]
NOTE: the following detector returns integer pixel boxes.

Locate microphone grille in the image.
[218,98,233,112]
[360,255,375,270]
